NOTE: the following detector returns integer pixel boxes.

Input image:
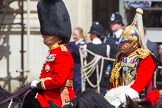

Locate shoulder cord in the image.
[79,47,115,93]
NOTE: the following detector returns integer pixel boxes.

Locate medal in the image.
[45,65,50,72]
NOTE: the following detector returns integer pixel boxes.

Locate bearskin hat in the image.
[37,0,71,43]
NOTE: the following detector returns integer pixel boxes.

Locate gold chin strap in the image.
[44,36,55,43]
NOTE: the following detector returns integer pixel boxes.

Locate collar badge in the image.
[47,54,56,62]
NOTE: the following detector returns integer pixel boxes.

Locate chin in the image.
[120,49,130,54]
[43,42,49,46]
[120,50,126,54]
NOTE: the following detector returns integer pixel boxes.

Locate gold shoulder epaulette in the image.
[136,48,150,59]
[50,43,59,50]
[60,44,67,52]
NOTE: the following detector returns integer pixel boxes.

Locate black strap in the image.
[0,85,30,105]
[48,101,60,108]
[19,89,31,108]
[151,52,162,66]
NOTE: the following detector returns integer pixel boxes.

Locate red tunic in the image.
[35,44,75,107]
[131,55,160,105]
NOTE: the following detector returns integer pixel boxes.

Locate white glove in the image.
[118,88,139,103]
[110,98,121,108]
[108,88,139,108]
[104,85,130,102]
[31,80,39,88]
[110,88,139,108]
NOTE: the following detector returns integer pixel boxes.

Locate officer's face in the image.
[119,41,138,54]
[90,33,96,41]
[110,22,122,32]
[42,35,57,46]
[119,41,132,54]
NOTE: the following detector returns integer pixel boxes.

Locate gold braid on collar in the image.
[136,48,150,59]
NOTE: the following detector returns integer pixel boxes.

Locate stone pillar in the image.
[77,0,92,32]
[64,0,92,41]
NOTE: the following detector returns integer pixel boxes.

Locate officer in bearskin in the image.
[30,0,75,107]
[105,8,160,108]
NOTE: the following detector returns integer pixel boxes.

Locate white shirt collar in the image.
[92,38,102,44]
[114,28,123,39]
[75,38,84,45]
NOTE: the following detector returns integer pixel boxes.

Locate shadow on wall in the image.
[0,35,10,60]
[0,4,15,91]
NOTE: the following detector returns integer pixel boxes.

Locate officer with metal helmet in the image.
[105,8,160,108]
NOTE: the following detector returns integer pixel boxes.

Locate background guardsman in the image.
[30,0,75,107]
[105,8,160,108]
